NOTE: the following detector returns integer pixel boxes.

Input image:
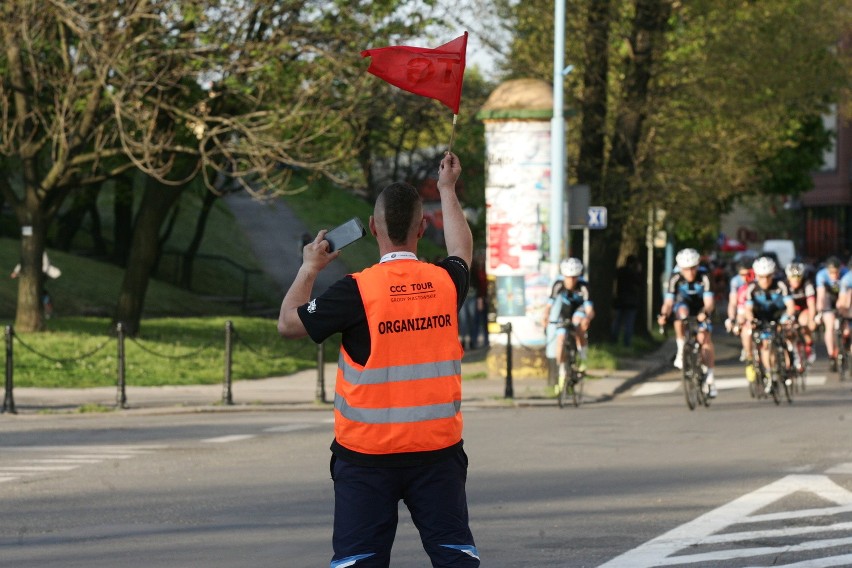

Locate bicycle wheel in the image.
[571,371,584,408]
[682,347,699,410]
[770,348,784,405]
[558,348,573,409]
[840,347,849,382]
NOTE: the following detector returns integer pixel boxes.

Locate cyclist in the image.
[785,262,817,366]
[657,248,717,398]
[833,259,852,366]
[814,256,847,371]
[725,259,755,363]
[745,256,796,378]
[545,258,595,393]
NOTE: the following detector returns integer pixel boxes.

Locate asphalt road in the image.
[2,354,851,567]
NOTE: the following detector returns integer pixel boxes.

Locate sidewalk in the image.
[4,340,676,416]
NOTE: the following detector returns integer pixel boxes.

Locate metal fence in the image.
[2,322,327,414]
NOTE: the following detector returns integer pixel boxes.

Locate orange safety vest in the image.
[335,259,464,455]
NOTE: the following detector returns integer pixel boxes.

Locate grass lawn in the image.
[8,316,340,388]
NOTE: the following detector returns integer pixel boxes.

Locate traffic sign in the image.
[588,206,607,229]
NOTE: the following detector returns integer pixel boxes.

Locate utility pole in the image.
[550,0,566,280]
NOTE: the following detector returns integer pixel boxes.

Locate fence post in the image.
[503,322,514,399]
[116,322,128,409]
[223,320,234,405]
[3,325,16,414]
[316,342,326,403]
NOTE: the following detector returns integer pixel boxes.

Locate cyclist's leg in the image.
[697,320,716,397]
[572,308,592,373]
[823,309,837,369]
[672,303,688,368]
[554,328,567,393]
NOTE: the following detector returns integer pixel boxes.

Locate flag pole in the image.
[447,114,458,154]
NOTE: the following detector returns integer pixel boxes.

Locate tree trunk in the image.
[587,0,670,342]
[576,0,614,342]
[112,177,183,336]
[180,189,217,289]
[112,176,135,267]
[13,215,48,332]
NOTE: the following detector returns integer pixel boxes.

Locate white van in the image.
[762,239,796,268]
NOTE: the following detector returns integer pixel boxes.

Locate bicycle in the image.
[556,322,585,408]
[750,319,793,405]
[679,316,710,410]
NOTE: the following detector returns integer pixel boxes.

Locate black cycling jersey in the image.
[664,269,712,315]
[746,278,792,322]
[787,279,816,313]
[549,279,592,323]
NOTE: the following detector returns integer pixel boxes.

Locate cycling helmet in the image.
[560,257,584,277]
[825,256,842,269]
[753,256,776,277]
[785,262,805,279]
[675,248,700,269]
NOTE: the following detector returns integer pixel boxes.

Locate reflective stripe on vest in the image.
[338,352,461,385]
[335,395,462,424]
[334,260,464,455]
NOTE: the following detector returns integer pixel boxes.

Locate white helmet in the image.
[560,257,584,277]
[785,262,805,278]
[676,248,700,269]
[753,256,777,277]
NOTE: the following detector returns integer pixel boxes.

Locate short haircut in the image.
[376,182,422,245]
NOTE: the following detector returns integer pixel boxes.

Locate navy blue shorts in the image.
[329,449,480,568]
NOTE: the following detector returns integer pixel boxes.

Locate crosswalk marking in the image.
[201,434,255,443]
[826,463,852,475]
[263,424,315,433]
[599,473,852,567]
[0,444,166,485]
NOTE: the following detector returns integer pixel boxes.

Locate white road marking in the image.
[0,466,78,471]
[0,445,166,485]
[826,462,852,475]
[633,382,680,396]
[598,474,852,567]
[201,434,255,444]
[263,424,315,433]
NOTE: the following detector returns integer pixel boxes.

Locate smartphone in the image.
[324,217,367,252]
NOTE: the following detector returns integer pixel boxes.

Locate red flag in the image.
[361,32,468,114]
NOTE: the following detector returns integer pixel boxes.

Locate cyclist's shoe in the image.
[673,353,683,370]
[577,360,587,373]
[830,357,838,372]
[745,363,756,383]
[739,349,747,362]
[708,384,718,398]
[807,351,816,364]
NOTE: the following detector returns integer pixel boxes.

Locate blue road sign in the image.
[588,206,608,229]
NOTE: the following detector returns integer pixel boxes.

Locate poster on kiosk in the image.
[484,120,554,347]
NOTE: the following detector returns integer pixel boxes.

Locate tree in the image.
[0,1,385,332]
[497,0,851,339]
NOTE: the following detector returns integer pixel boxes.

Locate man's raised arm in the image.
[437,152,472,267]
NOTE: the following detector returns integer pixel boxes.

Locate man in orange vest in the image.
[278,152,479,567]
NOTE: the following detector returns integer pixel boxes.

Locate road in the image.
[2,352,852,567]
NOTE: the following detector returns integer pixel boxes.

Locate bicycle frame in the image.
[750,319,793,405]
